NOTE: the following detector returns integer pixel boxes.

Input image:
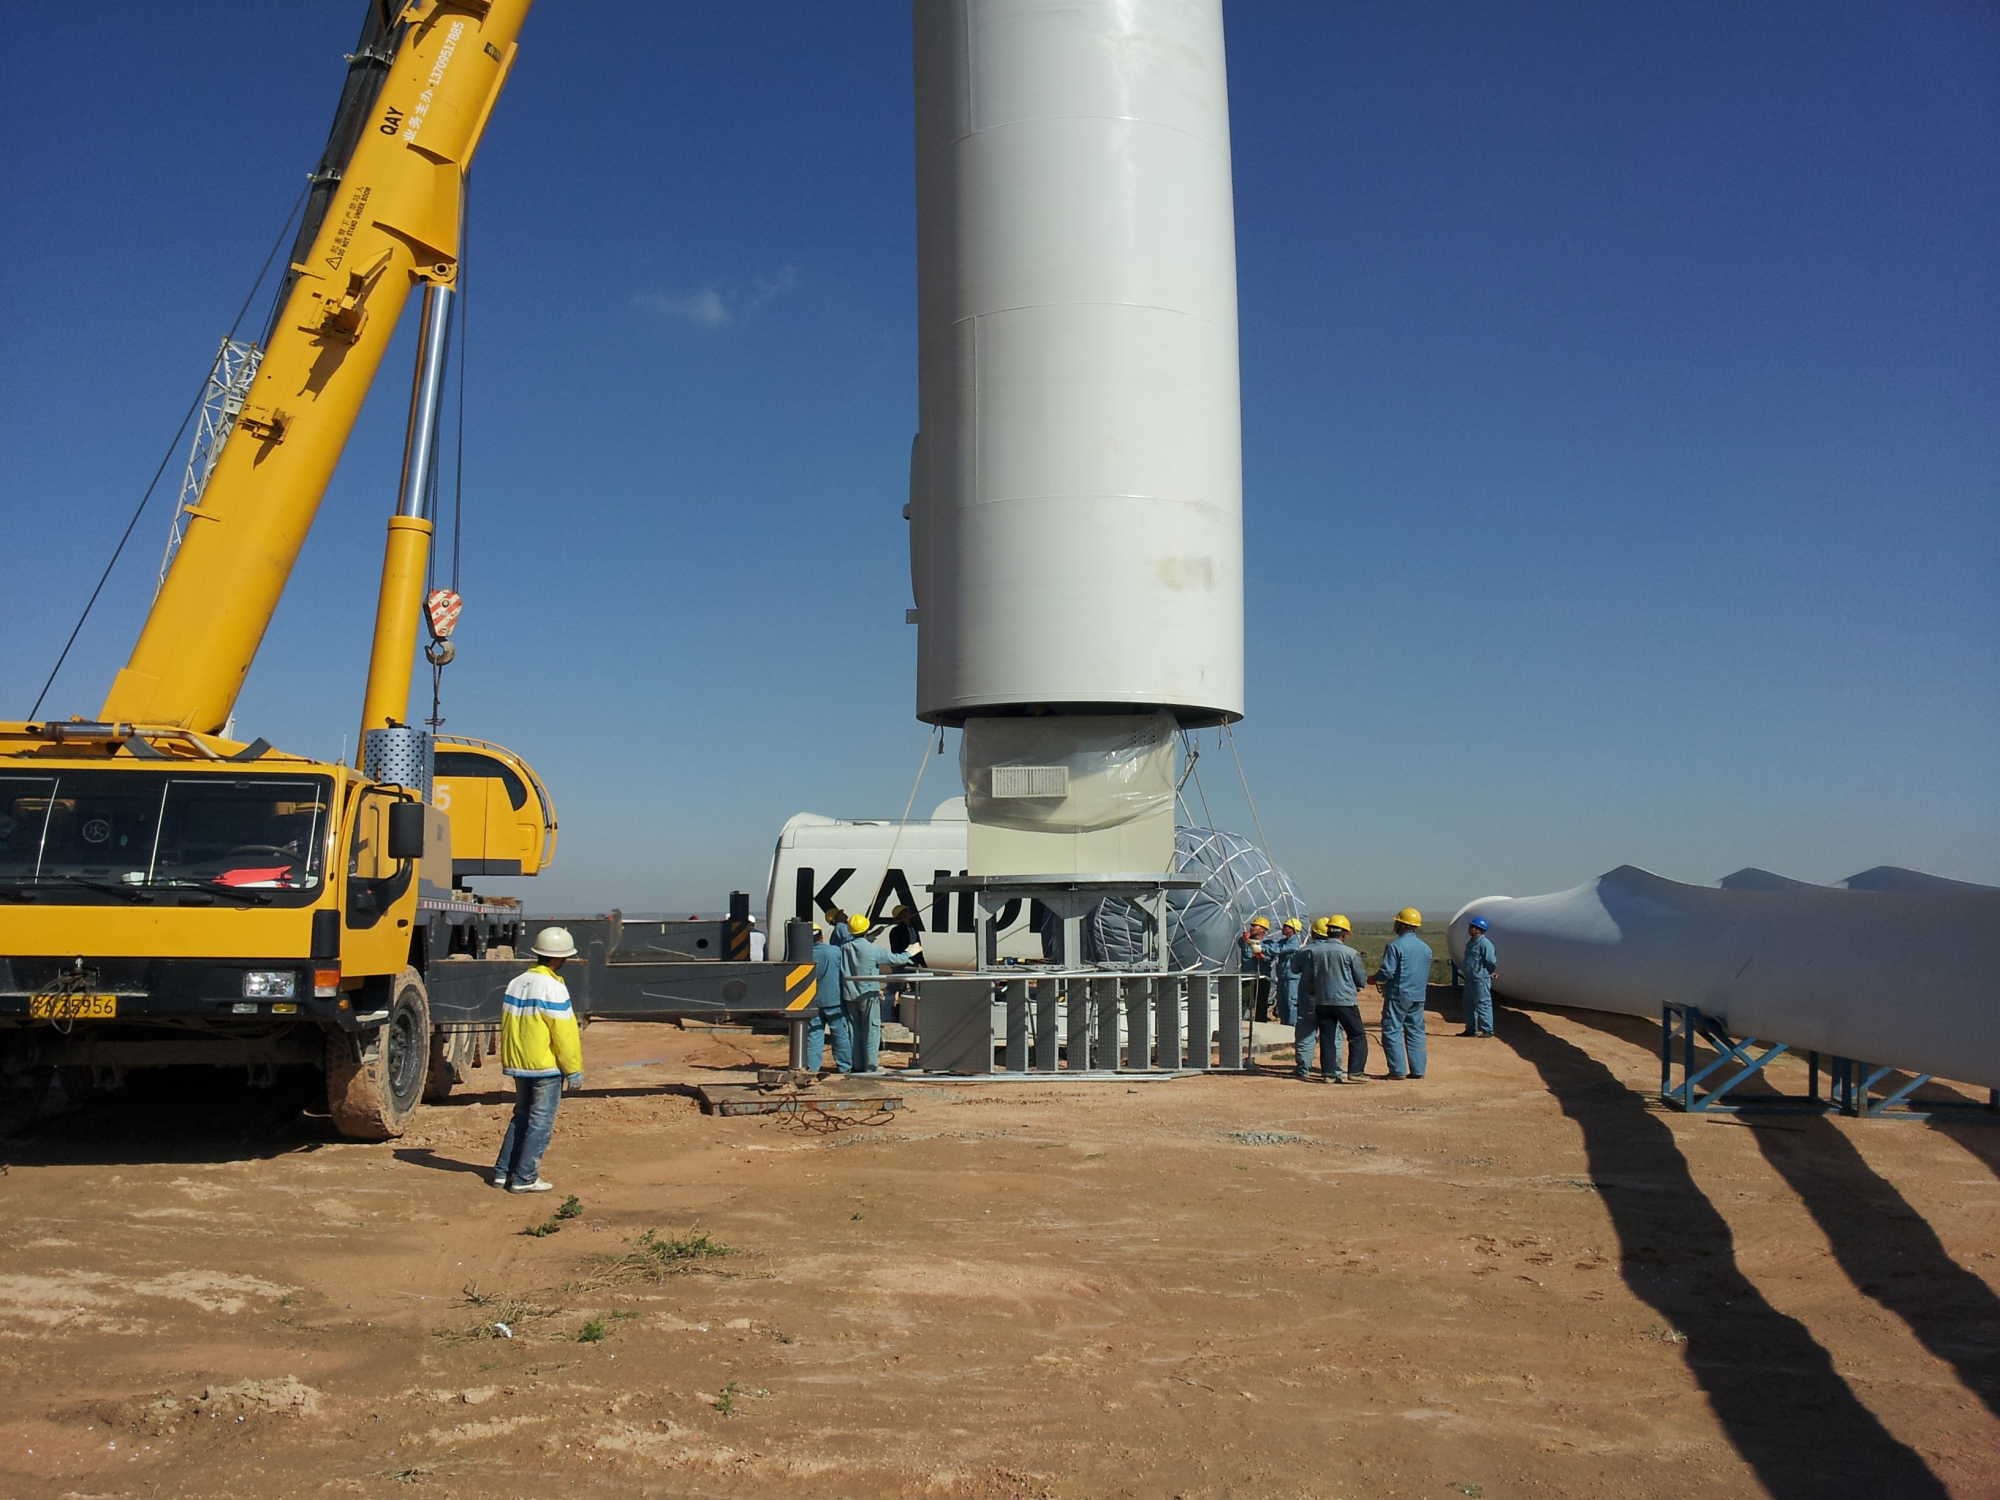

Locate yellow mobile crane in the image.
[0,0,548,1137]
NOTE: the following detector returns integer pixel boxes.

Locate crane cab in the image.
[432,736,556,883]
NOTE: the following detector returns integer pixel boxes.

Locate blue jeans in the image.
[1381,998,1427,1078]
[494,1075,562,1184]
[1294,1009,1329,1075]
[1464,980,1494,1035]
[844,995,881,1072]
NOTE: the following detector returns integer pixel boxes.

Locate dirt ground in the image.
[2,991,1997,1500]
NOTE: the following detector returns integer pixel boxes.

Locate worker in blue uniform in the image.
[1295,915,1371,1082]
[1459,915,1499,1037]
[839,914,916,1073]
[1267,917,1304,1025]
[1374,907,1434,1079]
[808,924,848,1072]
[1237,915,1272,1021]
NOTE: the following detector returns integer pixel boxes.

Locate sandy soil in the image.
[1,992,1996,1500]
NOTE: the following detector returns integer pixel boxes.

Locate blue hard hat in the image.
[1468,916,1490,932]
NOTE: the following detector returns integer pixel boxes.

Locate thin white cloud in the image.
[635,266,800,329]
[636,287,731,327]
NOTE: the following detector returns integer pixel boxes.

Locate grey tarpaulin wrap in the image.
[1052,825,1309,970]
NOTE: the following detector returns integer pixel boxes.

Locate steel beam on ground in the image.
[1217,975,1244,1069]
[1155,976,1182,1070]
[1186,976,1212,1070]
[1033,980,1059,1071]
[1091,978,1119,1073]
[1066,977,1092,1071]
[1125,978,1152,1070]
[1660,1003,1823,1115]
[1833,1058,2000,1121]
[1003,979,1029,1072]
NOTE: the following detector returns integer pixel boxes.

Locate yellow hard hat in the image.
[1250,916,1271,930]
[847,913,870,935]
[1282,917,1303,932]
[1309,917,1329,938]
[1327,914,1352,933]
[1395,907,1423,929]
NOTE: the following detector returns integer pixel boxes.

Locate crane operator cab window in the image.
[0,771,330,904]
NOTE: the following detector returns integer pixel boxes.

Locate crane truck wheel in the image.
[325,969,431,1139]
[423,1024,481,1103]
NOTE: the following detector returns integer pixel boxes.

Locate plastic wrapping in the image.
[1066,824,1309,970]
[960,712,1177,834]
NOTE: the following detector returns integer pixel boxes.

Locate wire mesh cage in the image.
[1071,825,1308,971]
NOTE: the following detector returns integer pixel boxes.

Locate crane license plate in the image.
[29,994,118,1019]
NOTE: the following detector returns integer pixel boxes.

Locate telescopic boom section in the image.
[101,0,531,735]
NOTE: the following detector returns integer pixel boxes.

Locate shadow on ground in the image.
[0,1067,336,1166]
[1547,1004,2000,1420]
[1500,1004,1950,1499]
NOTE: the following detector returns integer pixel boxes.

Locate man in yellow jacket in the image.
[492,926,585,1193]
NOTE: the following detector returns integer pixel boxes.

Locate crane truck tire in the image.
[0,1068,53,1138]
[325,969,431,1139]
[423,1024,487,1103]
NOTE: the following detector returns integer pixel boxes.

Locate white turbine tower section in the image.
[1448,868,2000,1091]
[909,0,1244,728]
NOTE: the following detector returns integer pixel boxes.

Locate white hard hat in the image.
[746,915,757,925]
[531,925,579,960]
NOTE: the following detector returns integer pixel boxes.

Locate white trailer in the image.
[763,798,1044,969]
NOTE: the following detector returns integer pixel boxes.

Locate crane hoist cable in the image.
[879,724,944,904]
[426,192,473,736]
[28,184,309,721]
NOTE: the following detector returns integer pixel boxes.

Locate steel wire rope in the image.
[1224,722,1275,874]
[422,277,458,732]
[452,181,468,596]
[29,184,309,720]
[1180,730,1215,827]
[878,725,943,912]
[427,184,471,734]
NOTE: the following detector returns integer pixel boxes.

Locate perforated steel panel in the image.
[363,726,432,801]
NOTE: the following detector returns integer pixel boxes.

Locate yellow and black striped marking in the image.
[783,963,817,1011]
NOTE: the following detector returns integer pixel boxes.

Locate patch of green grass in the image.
[715,1380,739,1417]
[577,1310,637,1343]
[1343,921,1457,987]
[523,1195,584,1238]
[584,1227,735,1286]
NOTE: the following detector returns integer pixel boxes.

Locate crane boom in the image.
[101,0,530,735]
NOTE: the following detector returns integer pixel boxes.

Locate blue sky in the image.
[3,1,1994,916]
